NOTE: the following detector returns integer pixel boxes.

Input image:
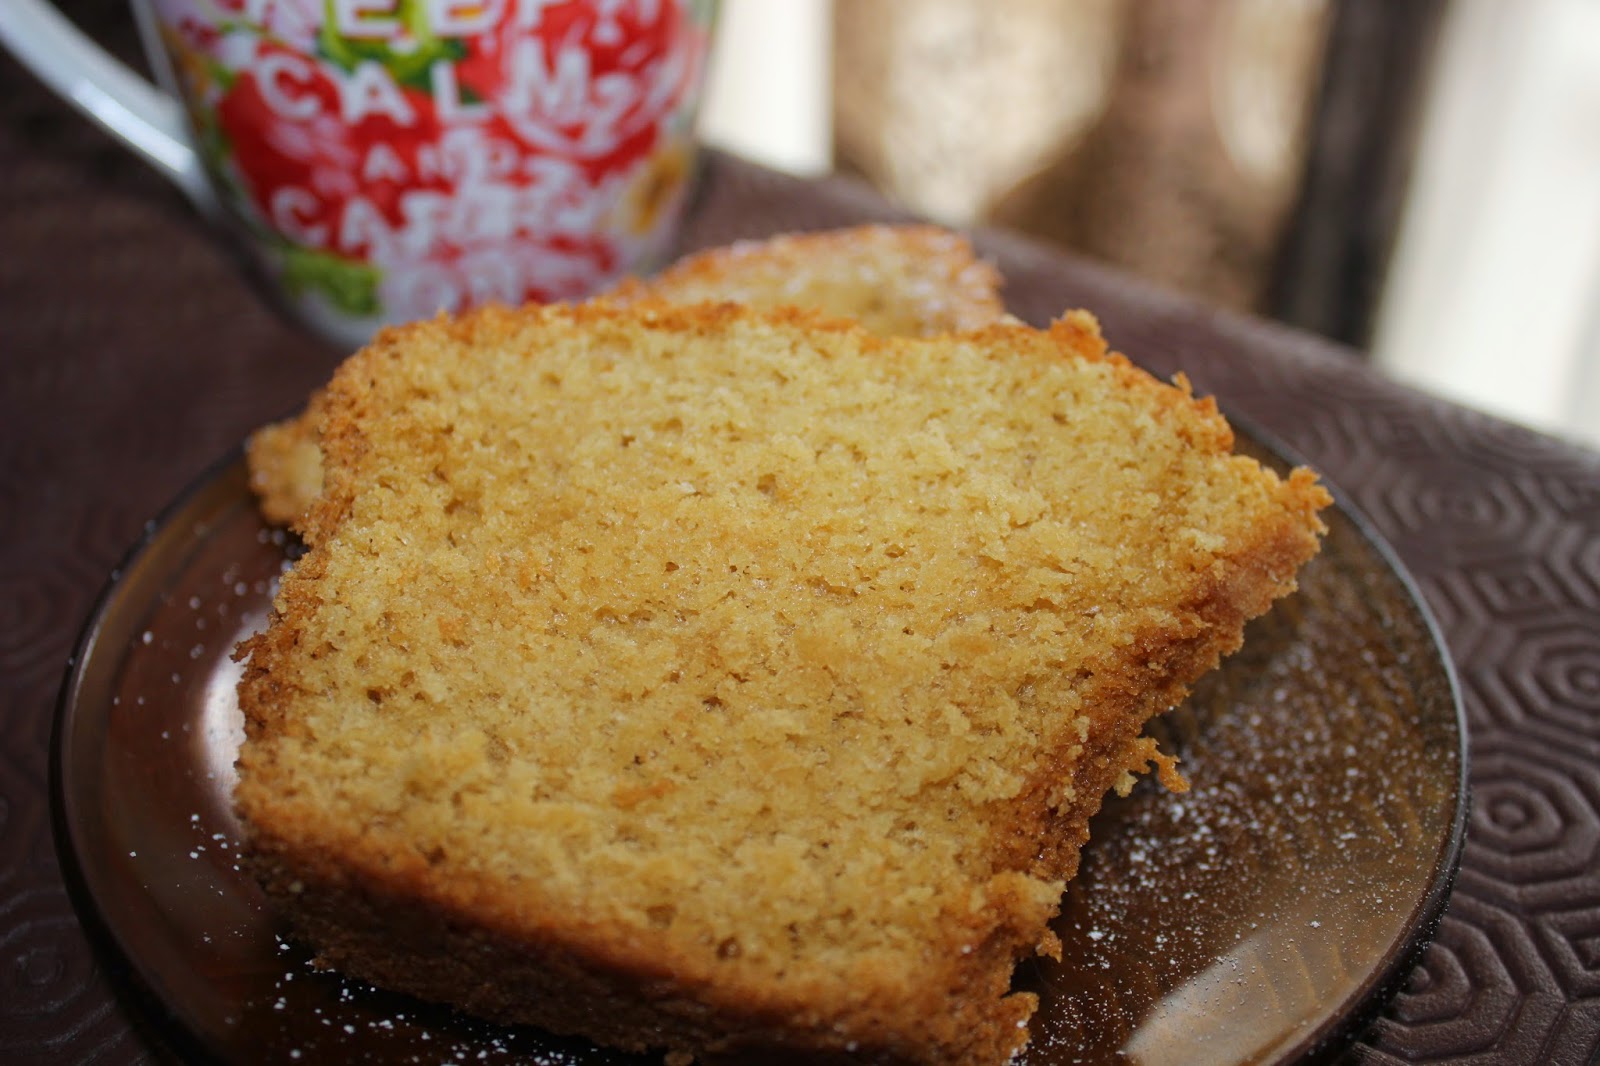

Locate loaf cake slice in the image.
[234,302,1329,1064]
[246,225,1005,528]
[609,224,1007,336]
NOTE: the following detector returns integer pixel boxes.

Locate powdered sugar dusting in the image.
[1012,507,1463,1062]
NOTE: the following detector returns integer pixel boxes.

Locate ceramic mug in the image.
[0,0,718,347]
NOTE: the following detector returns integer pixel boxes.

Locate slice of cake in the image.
[610,224,1007,336]
[235,302,1329,1064]
[246,225,1006,529]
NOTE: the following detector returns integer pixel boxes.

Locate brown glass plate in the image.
[54,438,1467,1065]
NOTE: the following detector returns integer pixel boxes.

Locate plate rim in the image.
[1221,412,1471,1062]
[51,443,255,1064]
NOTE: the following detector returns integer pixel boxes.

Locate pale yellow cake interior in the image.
[241,306,1324,999]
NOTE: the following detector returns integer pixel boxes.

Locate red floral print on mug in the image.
[156,0,716,340]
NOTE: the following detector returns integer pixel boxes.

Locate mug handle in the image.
[0,0,215,214]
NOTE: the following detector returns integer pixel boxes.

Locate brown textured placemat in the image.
[4,4,1599,1064]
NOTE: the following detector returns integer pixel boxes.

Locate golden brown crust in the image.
[236,300,1329,1065]
[246,837,1037,1064]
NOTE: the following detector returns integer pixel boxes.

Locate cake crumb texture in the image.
[235,302,1329,1064]
[246,225,1006,528]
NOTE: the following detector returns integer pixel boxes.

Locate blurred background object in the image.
[698,0,1600,448]
[1371,0,1600,449]
[697,0,832,178]
[835,0,1337,319]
